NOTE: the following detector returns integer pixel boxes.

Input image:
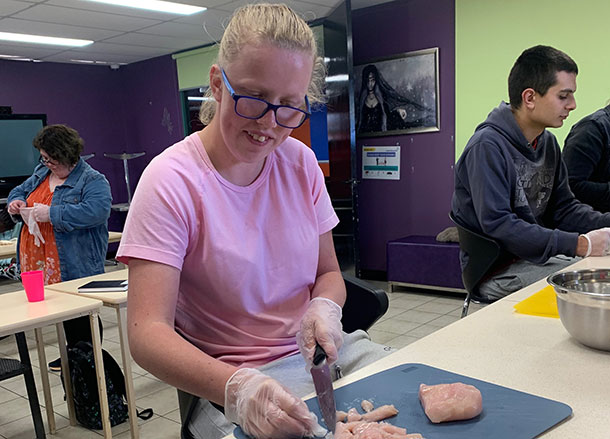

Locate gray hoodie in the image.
[452,101,610,264]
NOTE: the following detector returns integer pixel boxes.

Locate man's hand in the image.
[579,228,610,257]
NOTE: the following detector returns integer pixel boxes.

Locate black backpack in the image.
[61,341,152,429]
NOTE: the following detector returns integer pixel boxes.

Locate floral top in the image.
[19,175,61,285]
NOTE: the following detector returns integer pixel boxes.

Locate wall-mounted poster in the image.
[354,48,439,137]
[362,146,400,180]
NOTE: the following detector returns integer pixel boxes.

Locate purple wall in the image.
[117,56,183,198]
[352,0,455,273]
[0,55,183,232]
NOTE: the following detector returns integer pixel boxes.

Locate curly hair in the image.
[32,124,84,166]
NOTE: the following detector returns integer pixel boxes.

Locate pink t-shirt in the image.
[117,133,338,367]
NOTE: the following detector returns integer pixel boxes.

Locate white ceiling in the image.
[0,0,392,66]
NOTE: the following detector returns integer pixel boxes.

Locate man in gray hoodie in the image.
[452,45,610,300]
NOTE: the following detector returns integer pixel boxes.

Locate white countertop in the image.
[45,269,128,305]
[0,289,102,337]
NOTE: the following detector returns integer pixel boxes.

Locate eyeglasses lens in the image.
[235,97,306,128]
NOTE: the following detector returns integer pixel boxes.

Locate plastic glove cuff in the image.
[583,234,592,258]
[224,368,260,423]
[310,297,342,315]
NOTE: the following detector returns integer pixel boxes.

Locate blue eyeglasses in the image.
[221,69,311,129]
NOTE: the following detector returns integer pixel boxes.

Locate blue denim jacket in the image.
[8,159,112,281]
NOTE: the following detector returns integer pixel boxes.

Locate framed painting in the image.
[354,47,440,137]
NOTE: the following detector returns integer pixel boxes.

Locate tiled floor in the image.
[0,272,484,438]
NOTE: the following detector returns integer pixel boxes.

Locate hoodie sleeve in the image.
[563,119,610,211]
[544,149,610,233]
[463,141,579,264]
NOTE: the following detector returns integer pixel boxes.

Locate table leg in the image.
[90,312,112,438]
[34,328,56,434]
[56,322,76,425]
[117,306,139,438]
[15,332,46,439]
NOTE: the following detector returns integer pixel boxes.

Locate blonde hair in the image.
[199,3,325,125]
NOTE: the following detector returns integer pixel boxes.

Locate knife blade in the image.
[310,343,337,433]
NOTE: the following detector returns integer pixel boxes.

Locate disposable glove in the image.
[19,207,45,247]
[296,297,343,370]
[582,228,610,257]
[224,368,326,439]
[33,203,50,223]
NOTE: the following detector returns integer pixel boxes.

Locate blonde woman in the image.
[117,3,388,438]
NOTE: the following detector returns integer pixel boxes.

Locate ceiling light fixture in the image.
[86,0,206,15]
[0,32,93,47]
[187,97,214,102]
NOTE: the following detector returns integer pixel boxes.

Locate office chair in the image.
[177,273,389,439]
[449,212,503,318]
[0,332,45,438]
[341,272,389,333]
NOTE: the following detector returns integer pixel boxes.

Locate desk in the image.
[223,256,610,438]
[108,231,122,244]
[0,289,112,438]
[45,269,139,438]
[0,230,121,260]
[0,241,15,259]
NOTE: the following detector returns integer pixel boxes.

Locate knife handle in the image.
[313,343,326,366]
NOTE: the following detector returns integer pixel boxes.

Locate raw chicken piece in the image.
[333,400,424,439]
[361,399,374,413]
[336,420,413,439]
[418,382,482,423]
[361,404,398,422]
[346,407,362,422]
[353,421,406,436]
[334,421,354,438]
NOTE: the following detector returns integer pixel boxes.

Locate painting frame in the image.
[354,47,440,138]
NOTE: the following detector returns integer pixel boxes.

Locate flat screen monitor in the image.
[0,114,46,200]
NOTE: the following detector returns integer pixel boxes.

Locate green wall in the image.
[172,25,324,92]
[172,45,218,91]
[456,0,610,160]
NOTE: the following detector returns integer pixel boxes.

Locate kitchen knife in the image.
[310,343,337,433]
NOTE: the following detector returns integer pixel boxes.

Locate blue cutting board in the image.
[234,363,572,438]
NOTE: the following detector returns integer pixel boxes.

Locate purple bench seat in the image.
[387,235,465,292]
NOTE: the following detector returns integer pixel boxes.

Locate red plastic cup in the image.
[21,270,45,302]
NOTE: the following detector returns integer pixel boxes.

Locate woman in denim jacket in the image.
[7,124,112,371]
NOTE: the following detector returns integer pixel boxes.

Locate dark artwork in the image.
[355,48,439,137]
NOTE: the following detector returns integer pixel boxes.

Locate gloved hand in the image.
[33,203,50,223]
[7,200,26,216]
[224,368,326,439]
[582,228,610,257]
[296,297,343,370]
[19,207,45,247]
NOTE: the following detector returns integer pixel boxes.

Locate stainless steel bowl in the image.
[547,269,610,351]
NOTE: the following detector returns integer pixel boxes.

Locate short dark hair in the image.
[508,45,578,109]
[33,124,84,166]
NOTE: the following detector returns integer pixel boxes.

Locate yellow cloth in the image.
[513,285,559,318]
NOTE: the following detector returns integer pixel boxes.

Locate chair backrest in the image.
[449,212,502,298]
[341,272,389,333]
